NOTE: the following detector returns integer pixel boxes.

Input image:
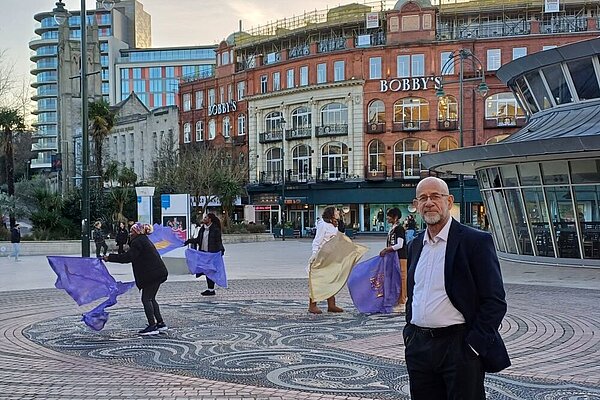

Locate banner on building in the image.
[366,12,379,29]
[544,0,559,12]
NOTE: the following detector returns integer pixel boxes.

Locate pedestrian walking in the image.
[105,223,169,336]
[404,177,510,399]
[308,206,345,314]
[115,221,129,254]
[10,223,21,262]
[378,207,407,313]
[93,221,108,258]
[184,213,224,296]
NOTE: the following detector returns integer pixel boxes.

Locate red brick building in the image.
[179,0,600,234]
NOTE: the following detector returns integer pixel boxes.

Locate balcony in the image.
[365,122,385,134]
[484,116,527,129]
[259,171,282,185]
[315,124,348,137]
[285,127,312,140]
[316,168,348,182]
[233,135,246,146]
[437,119,458,131]
[289,171,313,184]
[258,130,283,143]
[392,121,430,132]
[31,140,58,151]
[365,166,387,181]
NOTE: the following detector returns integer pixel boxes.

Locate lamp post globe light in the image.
[436,49,489,224]
[280,116,286,241]
[52,0,119,256]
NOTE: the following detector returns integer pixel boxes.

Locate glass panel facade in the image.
[566,57,600,101]
[541,64,573,105]
[479,159,600,261]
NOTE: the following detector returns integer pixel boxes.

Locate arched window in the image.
[437,95,458,121]
[208,119,216,140]
[265,111,284,133]
[368,139,386,172]
[486,134,510,144]
[321,141,349,180]
[368,100,385,124]
[485,92,525,124]
[223,116,231,138]
[292,144,312,182]
[183,122,191,143]
[394,138,429,179]
[393,97,429,124]
[237,114,246,135]
[195,121,204,142]
[438,136,458,152]
[321,102,348,126]
[291,106,311,128]
[265,147,282,183]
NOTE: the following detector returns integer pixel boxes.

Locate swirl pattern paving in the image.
[22,285,600,400]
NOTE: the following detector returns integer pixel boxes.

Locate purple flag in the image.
[149,223,185,255]
[347,253,401,314]
[47,256,135,331]
[185,248,227,288]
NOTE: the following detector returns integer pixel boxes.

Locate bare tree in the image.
[152,142,249,224]
[0,50,15,106]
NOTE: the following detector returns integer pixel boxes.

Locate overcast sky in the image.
[0,0,376,85]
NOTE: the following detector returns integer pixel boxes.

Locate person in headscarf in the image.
[104,223,169,335]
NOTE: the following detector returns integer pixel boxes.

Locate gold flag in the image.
[309,232,368,302]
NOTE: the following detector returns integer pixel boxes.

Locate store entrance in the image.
[289,209,311,236]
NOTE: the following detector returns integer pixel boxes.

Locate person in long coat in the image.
[105,223,169,335]
[184,213,225,296]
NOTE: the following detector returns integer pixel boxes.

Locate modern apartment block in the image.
[29,0,150,176]
[113,46,217,109]
[179,0,600,235]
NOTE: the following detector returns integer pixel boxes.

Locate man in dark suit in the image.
[404,177,510,399]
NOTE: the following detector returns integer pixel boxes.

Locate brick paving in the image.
[1,238,599,399]
[1,278,599,399]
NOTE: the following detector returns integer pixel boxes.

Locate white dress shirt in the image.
[311,219,338,256]
[410,217,466,328]
[200,224,210,252]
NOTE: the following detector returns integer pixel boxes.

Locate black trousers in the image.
[404,324,485,400]
[95,242,108,257]
[141,283,164,326]
[195,273,215,289]
[117,243,125,254]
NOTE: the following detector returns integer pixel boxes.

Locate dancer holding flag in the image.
[105,223,169,336]
[308,206,367,314]
[379,207,407,313]
[184,213,225,296]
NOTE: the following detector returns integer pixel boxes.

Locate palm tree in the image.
[0,107,25,228]
[88,100,115,179]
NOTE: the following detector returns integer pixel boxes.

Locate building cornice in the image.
[245,79,365,102]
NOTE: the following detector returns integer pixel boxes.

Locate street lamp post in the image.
[280,116,286,241]
[53,0,117,256]
[436,49,489,224]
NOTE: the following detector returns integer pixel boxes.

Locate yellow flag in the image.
[309,232,368,302]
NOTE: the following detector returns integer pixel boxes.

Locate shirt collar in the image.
[423,217,453,245]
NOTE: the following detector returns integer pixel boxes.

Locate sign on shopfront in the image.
[379,76,442,92]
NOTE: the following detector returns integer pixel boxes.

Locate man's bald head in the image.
[416,177,450,197]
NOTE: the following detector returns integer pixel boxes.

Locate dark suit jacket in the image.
[405,218,510,373]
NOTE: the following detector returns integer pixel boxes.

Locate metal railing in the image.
[315,124,348,137]
[285,127,312,140]
[259,130,284,143]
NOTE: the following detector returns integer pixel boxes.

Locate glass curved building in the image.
[422,37,600,267]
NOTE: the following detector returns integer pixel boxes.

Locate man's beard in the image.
[424,212,442,225]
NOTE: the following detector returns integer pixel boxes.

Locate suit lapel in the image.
[444,219,462,291]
